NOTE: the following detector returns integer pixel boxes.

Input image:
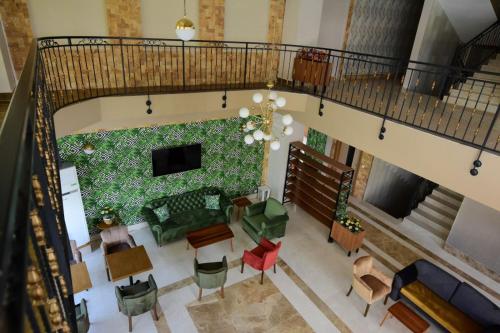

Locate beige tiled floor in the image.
[75,201,497,332]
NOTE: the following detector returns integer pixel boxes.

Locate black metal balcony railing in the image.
[38,36,500,154]
[1,36,500,332]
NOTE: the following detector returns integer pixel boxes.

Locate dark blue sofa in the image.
[390,259,500,333]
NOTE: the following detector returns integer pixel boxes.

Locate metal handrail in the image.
[453,20,500,70]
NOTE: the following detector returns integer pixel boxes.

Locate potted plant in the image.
[330,215,366,256]
[100,206,116,225]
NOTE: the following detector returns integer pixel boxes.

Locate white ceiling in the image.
[437,0,497,42]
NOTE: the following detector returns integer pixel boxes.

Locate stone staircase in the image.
[447,54,500,113]
[403,186,463,240]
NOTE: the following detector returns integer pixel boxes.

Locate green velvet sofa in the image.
[242,198,289,243]
[141,187,233,246]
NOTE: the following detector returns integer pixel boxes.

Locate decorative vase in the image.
[330,222,366,257]
[103,217,113,225]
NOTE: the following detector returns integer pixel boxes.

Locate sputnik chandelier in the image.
[239,81,294,151]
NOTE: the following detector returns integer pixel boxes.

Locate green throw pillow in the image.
[153,204,170,223]
[205,195,220,210]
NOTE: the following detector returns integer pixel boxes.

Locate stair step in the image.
[410,211,451,235]
[434,186,463,202]
[472,72,500,83]
[416,204,454,227]
[431,188,463,208]
[450,87,500,99]
[404,214,448,240]
[481,64,500,73]
[461,80,498,92]
[425,194,460,214]
[446,94,498,113]
[420,200,455,220]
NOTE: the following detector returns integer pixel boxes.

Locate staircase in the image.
[403,186,463,240]
[447,53,500,113]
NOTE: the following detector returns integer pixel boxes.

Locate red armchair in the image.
[241,238,281,284]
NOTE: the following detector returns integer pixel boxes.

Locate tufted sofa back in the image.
[147,187,223,215]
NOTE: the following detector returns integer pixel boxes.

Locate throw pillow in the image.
[153,204,170,223]
[205,195,220,210]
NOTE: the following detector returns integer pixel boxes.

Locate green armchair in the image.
[115,274,159,332]
[76,298,90,333]
[242,198,289,243]
[193,256,228,301]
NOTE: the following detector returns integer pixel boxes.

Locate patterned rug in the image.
[187,275,314,333]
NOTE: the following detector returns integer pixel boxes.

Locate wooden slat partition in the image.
[283,141,354,238]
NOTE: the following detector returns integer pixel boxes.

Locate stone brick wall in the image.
[267,0,285,44]
[0,0,33,77]
[199,0,225,41]
[105,0,142,37]
[352,151,373,199]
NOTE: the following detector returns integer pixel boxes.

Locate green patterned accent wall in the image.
[306,128,328,154]
[57,118,263,227]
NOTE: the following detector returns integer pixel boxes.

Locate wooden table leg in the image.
[194,248,198,258]
[380,311,391,327]
[186,241,189,250]
[129,276,134,285]
[230,238,234,252]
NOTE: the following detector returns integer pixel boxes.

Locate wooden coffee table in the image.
[380,302,429,333]
[105,245,153,285]
[186,223,234,257]
[70,261,92,294]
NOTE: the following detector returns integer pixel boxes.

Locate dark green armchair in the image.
[115,274,159,332]
[76,298,89,333]
[193,256,228,301]
[242,198,289,243]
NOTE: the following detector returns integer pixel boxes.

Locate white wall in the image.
[225,0,268,42]
[446,198,500,273]
[142,0,199,39]
[317,0,350,50]
[27,0,107,37]
[409,0,460,65]
[282,0,324,46]
[0,51,10,92]
[267,112,305,202]
[437,0,497,42]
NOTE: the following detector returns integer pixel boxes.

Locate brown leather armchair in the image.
[346,255,392,316]
[100,226,136,281]
[70,239,82,264]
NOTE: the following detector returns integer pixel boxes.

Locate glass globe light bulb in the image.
[253,129,264,141]
[252,93,263,104]
[283,126,294,136]
[246,121,255,130]
[268,91,278,100]
[275,96,286,108]
[282,114,293,126]
[270,140,281,151]
[239,107,250,118]
[175,17,196,41]
[244,134,254,145]
[263,133,272,141]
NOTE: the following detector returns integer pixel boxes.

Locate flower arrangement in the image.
[337,216,363,233]
[100,206,116,220]
[297,48,328,62]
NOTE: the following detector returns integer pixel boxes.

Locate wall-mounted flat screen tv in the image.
[152,143,201,176]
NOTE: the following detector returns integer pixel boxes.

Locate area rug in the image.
[187,275,314,333]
